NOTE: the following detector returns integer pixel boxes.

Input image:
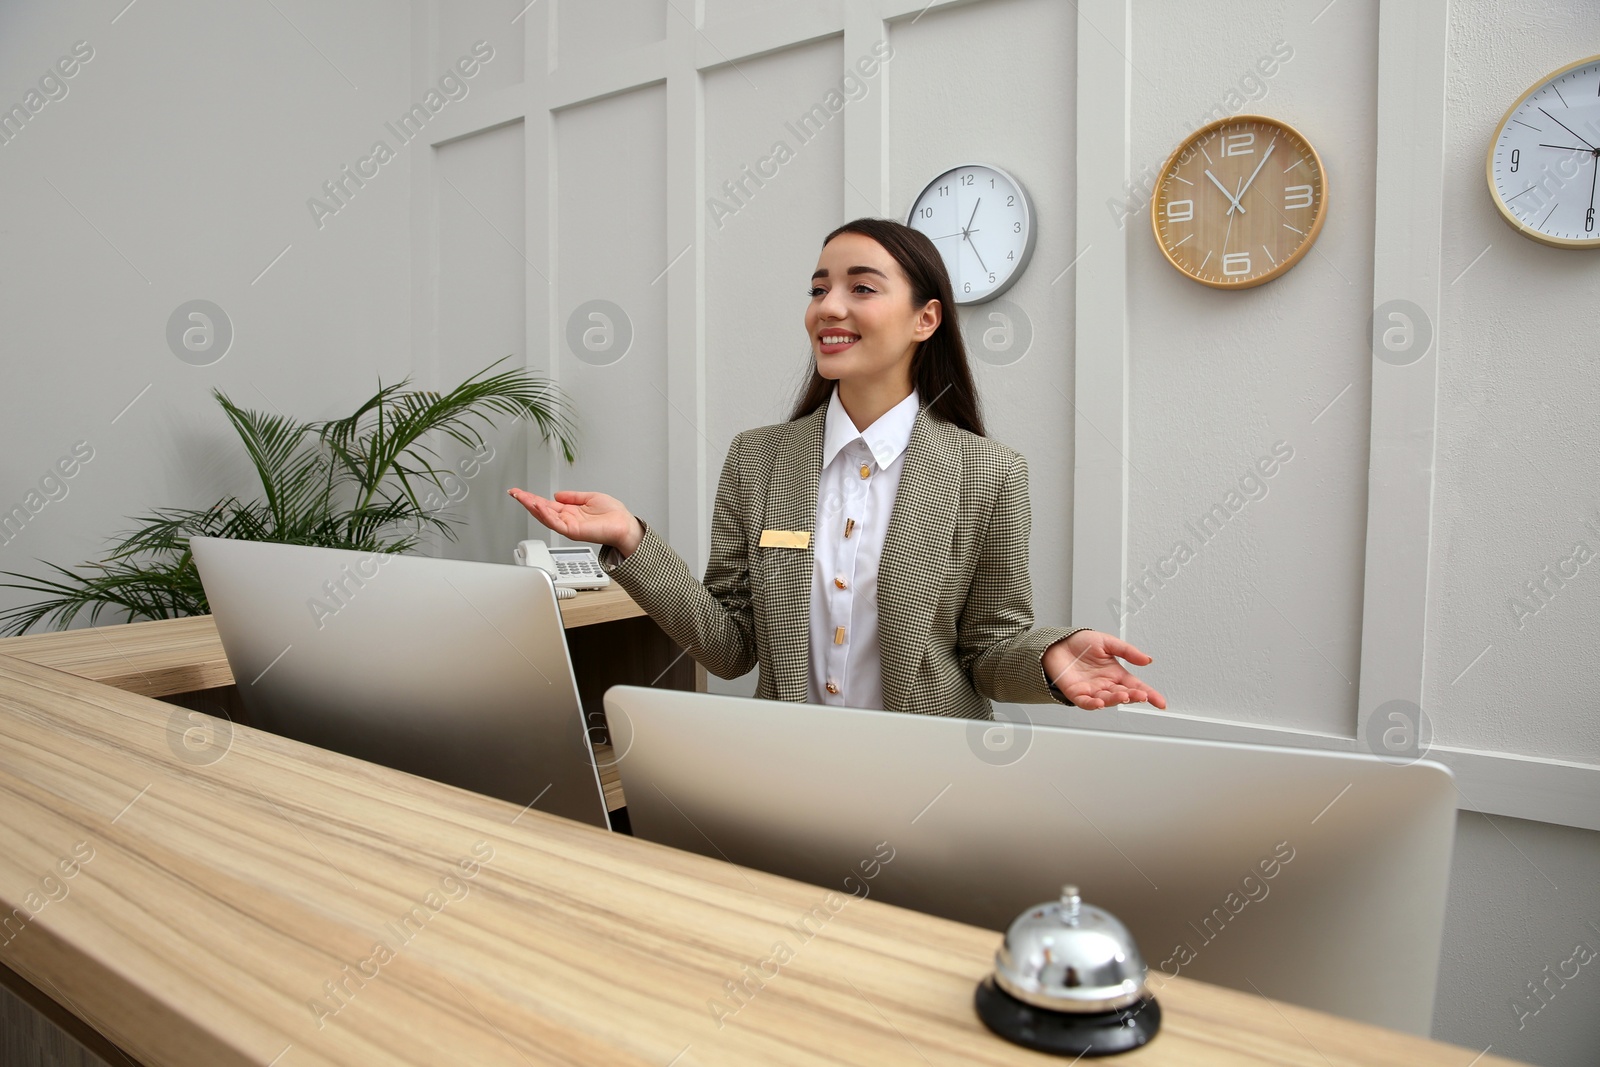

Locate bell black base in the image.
[973,977,1161,1057]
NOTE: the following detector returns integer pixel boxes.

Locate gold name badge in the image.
[759,529,812,549]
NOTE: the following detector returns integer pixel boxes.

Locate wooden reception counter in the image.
[0,617,1526,1065]
[0,588,694,815]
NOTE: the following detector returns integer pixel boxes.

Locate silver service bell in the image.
[973,885,1161,1057]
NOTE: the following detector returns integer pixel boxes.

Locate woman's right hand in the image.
[507,488,643,557]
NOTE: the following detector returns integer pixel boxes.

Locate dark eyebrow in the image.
[810,265,891,281]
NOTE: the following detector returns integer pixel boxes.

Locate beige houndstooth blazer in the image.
[599,402,1088,719]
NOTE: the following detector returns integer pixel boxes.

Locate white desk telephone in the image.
[514,539,610,598]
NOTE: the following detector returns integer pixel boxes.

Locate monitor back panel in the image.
[606,686,1456,1034]
[192,537,608,828]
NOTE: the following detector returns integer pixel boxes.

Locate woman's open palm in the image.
[1043,630,1168,711]
[508,488,636,550]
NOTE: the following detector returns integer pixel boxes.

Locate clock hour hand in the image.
[1205,169,1246,214]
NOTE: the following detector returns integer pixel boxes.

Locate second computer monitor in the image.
[605,686,1456,1035]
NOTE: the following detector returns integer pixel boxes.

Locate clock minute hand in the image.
[1204,169,1246,214]
[1587,150,1598,233]
[963,229,990,275]
[1231,141,1278,213]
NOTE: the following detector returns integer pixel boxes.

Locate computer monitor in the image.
[190,536,611,829]
[603,686,1457,1035]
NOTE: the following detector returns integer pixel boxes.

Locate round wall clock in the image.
[1486,53,1600,249]
[907,163,1036,304]
[1150,115,1328,289]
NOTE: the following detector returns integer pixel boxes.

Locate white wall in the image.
[553,83,672,544]
[1441,810,1600,1064]
[434,119,530,564]
[0,2,417,595]
[1432,4,1600,766]
[1,1,1596,1063]
[1123,1,1377,738]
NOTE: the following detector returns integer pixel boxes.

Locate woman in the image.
[509,218,1165,718]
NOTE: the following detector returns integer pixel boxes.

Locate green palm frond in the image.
[105,497,272,559]
[0,357,576,637]
[0,554,208,635]
[213,394,336,534]
[320,358,576,494]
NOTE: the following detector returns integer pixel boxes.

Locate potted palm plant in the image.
[0,357,576,636]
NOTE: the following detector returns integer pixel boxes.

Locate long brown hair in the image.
[788,217,985,437]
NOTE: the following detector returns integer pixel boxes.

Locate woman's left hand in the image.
[1043,630,1167,710]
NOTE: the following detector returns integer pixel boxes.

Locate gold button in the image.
[825,681,839,694]
[859,464,871,479]
[834,576,847,589]
[843,518,855,539]
[834,626,846,644]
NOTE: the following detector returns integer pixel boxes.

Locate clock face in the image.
[1151,115,1328,289]
[1486,54,1600,249]
[907,164,1036,304]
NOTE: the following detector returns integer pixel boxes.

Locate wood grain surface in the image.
[0,653,1523,1066]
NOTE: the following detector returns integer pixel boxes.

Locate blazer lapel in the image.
[877,408,961,713]
[760,405,826,701]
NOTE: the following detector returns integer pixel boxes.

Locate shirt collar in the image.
[822,384,921,471]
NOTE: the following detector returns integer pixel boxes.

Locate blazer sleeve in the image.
[955,452,1090,705]
[596,433,758,681]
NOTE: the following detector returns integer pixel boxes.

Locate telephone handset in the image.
[514,539,610,597]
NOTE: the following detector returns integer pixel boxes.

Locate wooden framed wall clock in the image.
[906,163,1036,304]
[1150,115,1329,289]
[1485,53,1600,249]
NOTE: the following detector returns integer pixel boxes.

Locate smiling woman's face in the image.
[805,232,939,389]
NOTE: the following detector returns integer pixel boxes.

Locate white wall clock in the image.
[906,163,1036,304]
[1486,53,1600,248]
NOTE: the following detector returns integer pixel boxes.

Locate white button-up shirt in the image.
[807,385,921,710]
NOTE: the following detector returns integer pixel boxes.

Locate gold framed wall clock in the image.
[1150,115,1329,289]
[1485,53,1600,249]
